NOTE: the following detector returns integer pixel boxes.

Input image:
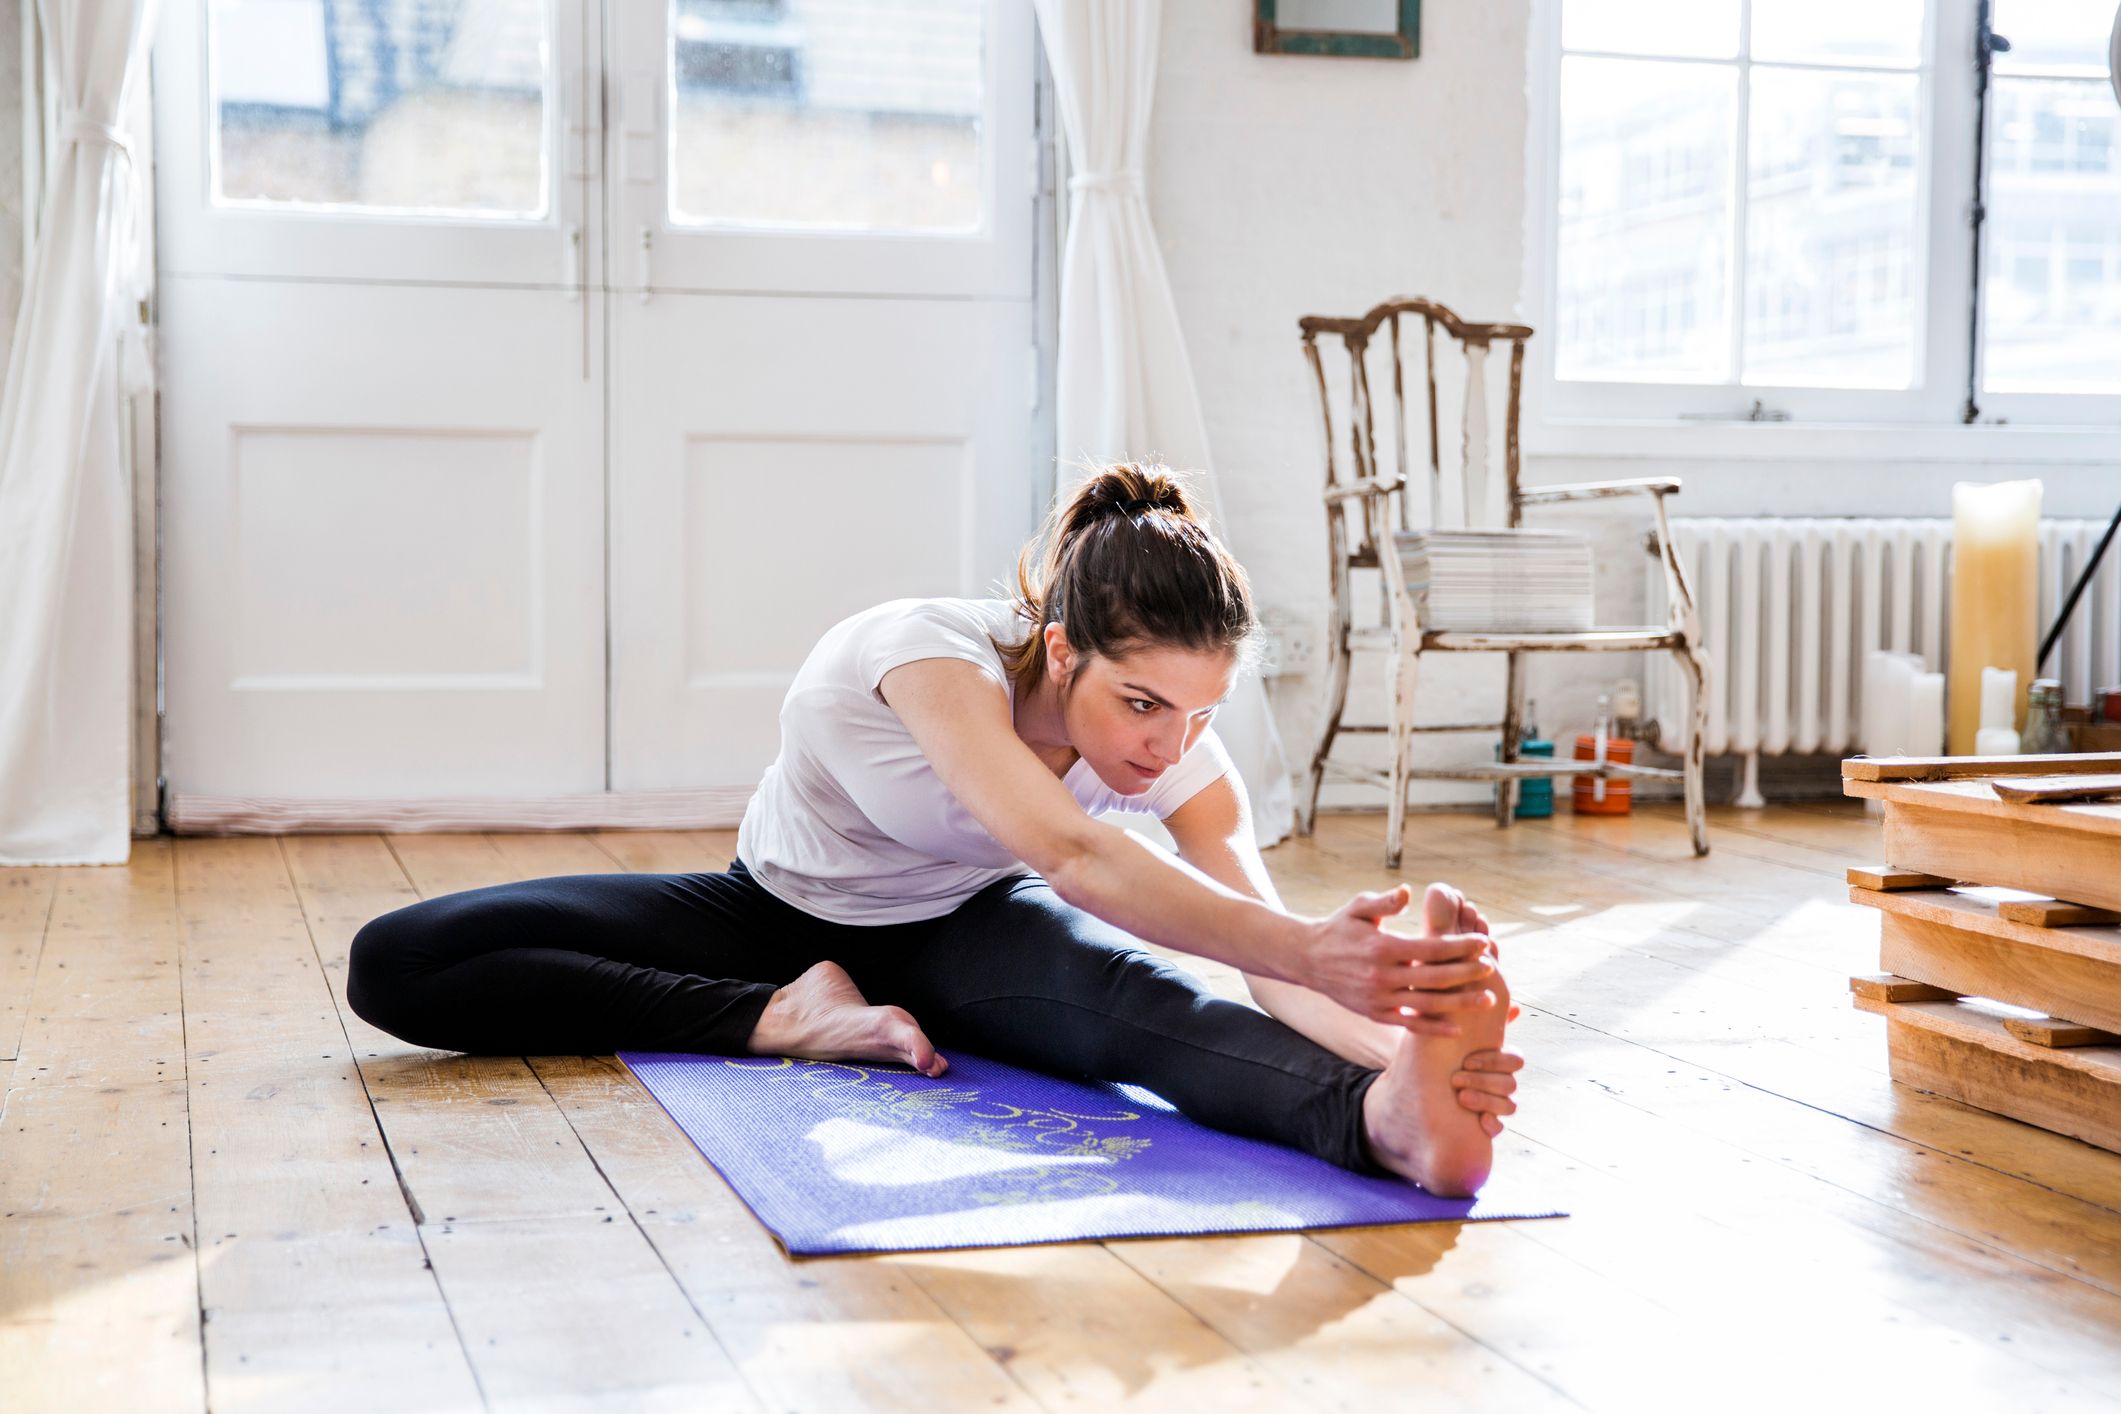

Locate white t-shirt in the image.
[735,596,1235,924]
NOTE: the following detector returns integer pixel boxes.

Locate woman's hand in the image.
[1454,1047,1524,1137]
[1297,884,1496,1037]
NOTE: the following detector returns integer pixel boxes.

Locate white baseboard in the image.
[165,786,757,835]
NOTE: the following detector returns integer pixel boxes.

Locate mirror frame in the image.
[1253,0,1420,59]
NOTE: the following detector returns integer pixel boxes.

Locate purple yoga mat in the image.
[619,1048,1565,1256]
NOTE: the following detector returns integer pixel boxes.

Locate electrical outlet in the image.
[1260,617,1319,679]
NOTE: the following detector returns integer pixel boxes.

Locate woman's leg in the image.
[843,875,1390,1176]
[346,864,827,1056]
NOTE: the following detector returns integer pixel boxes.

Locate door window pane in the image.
[1744,70,1920,387]
[1983,77,2121,393]
[210,0,550,218]
[668,0,983,232]
[1555,57,1736,381]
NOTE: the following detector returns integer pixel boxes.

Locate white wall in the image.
[1152,0,1534,808]
[1151,5,2121,809]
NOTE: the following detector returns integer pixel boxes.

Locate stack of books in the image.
[1393,529,1596,632]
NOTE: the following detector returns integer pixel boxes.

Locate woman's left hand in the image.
[1452,1046,1524,1137]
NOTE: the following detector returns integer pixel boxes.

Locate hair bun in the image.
[1081,462,1196,524]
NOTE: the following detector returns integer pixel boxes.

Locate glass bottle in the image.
[2022,678,2066,755]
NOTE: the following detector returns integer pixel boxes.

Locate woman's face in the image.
[1049,629,1238,795]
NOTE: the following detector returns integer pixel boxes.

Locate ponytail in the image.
[993,462,1261,698]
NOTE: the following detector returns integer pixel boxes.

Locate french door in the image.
[155,0,1041,819]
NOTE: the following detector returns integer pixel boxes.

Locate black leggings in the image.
[346,860,1387,1175]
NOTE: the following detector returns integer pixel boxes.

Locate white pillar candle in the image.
[1906,672,1946,757]
[1876,654,1919,756]
[1975,725,2022,755]
[1861,651,1890,756]
[1979,666,2019,733]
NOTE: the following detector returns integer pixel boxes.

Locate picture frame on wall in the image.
[1253,0,1420,59]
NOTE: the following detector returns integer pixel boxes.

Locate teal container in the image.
[1497,738,1555,818]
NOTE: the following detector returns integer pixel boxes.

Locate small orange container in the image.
[1571,734,1633,815]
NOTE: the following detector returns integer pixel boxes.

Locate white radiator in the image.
[1648,517,2121,797]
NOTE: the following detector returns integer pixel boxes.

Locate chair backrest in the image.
[1298,298,1534,559]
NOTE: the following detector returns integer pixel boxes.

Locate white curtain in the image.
[0,0,159,864]
[1031,0,1296,848]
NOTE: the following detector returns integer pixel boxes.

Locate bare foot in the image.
[1360,883,1509,1197]
[1449,892,1524,1139]
[746,960,948,1077]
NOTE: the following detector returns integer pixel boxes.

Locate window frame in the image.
[1524,0,2121,445]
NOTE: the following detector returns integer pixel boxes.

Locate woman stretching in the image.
[348,464,1522,1196]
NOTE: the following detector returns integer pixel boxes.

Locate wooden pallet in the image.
[1846,887,2121,1035]
[1848,989,2121,1154]
[1841,753,2121,913]
[1843,753,2121,1154]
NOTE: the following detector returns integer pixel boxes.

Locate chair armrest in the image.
[1517,477,1681,507]
[1324,475,1405,505]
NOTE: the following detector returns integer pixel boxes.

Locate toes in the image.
[882,1007,946,1077]
[1422,882,1461,936]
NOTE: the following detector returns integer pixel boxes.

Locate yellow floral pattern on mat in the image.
[724,1056,1154,1206]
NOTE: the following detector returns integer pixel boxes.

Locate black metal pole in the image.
[1965,5,2005,423]
[2037,498,2121,672]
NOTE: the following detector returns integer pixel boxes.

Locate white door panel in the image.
[162,278,607,797]
[608,292,1033,789]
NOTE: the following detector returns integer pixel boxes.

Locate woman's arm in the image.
[876,659,1495,1021]
[1159,773,1416,1071]
[1161,773,1525,1132]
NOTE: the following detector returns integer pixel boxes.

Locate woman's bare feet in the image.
[1360,883,1510,1197]
[746,960,948,1077]
[1448,893,1524,1140]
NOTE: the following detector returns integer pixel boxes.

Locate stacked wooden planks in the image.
[1843,753,2121,1155]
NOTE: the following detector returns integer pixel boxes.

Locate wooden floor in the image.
[5,804,2121,1412]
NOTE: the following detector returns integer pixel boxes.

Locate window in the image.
[1980,0,2121,396]
[666,0,985,232]
[209,0,551,220]
[1534,0,2121,426]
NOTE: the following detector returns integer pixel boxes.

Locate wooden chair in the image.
[1295,296,1710,866]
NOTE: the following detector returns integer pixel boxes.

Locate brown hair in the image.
[992,462,1261,700]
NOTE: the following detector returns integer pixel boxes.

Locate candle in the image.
[1906,672,1945,757]
[1861,651,1889,757]
[1974,725,2022,755]
[1948,480,2041,753]
[1864,652,1921,755]
[1979,666,2019,734]
[1883,655,1917,755]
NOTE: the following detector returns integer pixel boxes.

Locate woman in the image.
[348,464,1522,1197]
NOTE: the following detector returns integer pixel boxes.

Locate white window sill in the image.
[1523,416,2121,466]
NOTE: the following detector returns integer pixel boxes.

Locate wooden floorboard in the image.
[0,864,58,1063]
[7,809,2121,1408]
[294,831,764,1410]
[172,836,480,1411]
[0,841,203,1412]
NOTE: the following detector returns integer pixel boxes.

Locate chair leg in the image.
[1300,623,1354,838]
[1386,642,1420,872]
[1495,650,1524,829]
[1676,641,1711,856]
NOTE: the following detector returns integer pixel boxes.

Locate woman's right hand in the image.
[1298,883,1497,1037]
